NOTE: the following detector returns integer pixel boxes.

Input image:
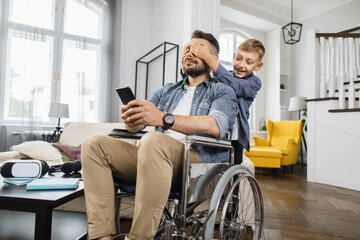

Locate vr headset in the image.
[1,159,49,178]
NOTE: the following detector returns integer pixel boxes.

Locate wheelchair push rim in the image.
[204,165,264,240]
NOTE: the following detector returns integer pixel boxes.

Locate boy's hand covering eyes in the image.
[190,42,219,72]
[190,42,211,60]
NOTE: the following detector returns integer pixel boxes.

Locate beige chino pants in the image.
[82,131,200,240]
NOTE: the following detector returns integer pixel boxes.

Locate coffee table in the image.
[0,172,85,240]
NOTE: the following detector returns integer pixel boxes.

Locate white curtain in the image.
[5,28,52,137]
[1,0,112,136]
[61,0,112,123]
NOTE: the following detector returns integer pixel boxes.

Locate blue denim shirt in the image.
[148,76,237,163]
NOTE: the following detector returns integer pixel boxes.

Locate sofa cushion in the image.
[59,122,129,146]
[53,144,81,161]
[10,141,63,162]
[59,122,155,147]
[0,151,24,162]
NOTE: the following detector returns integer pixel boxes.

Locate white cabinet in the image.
[265,29,291,121]
[280,42,291,120]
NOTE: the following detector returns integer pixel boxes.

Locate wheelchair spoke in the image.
[207,168,263,240]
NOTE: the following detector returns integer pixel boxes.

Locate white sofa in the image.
[0,122,134,163]
[0,122,255,213]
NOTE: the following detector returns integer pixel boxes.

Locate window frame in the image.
[0,0,107,125]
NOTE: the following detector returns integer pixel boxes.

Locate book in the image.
[4,178,34,186]
[26,177,80,191]
[108,129,147,139]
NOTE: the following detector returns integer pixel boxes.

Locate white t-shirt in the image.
[232,115,240,140]
[164,85,196,143]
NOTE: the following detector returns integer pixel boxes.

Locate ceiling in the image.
[221,0,354,32]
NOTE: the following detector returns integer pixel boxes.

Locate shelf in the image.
[329,108,360,113]
[0,210,87,240]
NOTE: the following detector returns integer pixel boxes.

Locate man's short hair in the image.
[191,30,220,54]
[238,39,265,61]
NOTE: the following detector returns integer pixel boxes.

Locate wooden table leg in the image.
[35,206,53,240]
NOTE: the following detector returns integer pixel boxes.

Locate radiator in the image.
[0,125,54,151]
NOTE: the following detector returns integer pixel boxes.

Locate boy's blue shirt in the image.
[213,63,262,151]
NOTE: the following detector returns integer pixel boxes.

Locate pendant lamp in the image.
[282,0,302,45]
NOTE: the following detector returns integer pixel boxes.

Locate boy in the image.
[188,39,265,164]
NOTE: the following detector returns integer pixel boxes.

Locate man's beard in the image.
[183,59,210,78]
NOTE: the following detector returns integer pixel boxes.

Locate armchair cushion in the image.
[268,120,302,148]
[263,146,289,155]
[253,136,270,146]
[245,148,282,158]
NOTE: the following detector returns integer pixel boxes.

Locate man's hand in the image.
[121,99,221,138]
[182,43,191,62]
[181,43,192,73]
[121,100,165,131]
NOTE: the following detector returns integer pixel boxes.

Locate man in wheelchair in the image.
[82,30,238,240]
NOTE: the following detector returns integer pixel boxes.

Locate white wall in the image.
[110,0,122,122]
[303,1,360,191]
[291,1,360,106]
[143,0,183,99]
[114,0,221,121]
[118,0,153,92]
[265,29,281,121]
[117,0,221,90]
[307,100,360,191]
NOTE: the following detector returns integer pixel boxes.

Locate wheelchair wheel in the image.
[204,165,264,240]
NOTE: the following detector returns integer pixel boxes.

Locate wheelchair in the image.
[109,131,264,240]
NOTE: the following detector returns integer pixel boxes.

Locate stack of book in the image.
[3,177,80,190]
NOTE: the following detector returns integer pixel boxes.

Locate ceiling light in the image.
[282,0,302,45]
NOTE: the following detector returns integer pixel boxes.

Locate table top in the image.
[0,172,84,208]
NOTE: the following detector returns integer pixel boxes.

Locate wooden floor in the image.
[255,164,360,240]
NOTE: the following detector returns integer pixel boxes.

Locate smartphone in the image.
[116,87,136,105]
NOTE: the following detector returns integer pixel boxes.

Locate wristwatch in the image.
[162,113,175,130]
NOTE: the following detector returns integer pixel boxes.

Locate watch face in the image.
[164,114,174,124]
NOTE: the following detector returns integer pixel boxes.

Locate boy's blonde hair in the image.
[238,39,265,61]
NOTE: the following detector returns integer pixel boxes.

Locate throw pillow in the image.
[11,141,63,162]
[53,144,81,161]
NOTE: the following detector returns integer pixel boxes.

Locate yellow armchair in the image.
[245,119,303,169]
[253,137,270,146]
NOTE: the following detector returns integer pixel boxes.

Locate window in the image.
[219,31,247,70]
[0,0,109,125]
[218,30,256,130]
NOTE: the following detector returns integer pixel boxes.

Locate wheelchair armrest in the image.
[108,128,148,140]
[184,135,232,148]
